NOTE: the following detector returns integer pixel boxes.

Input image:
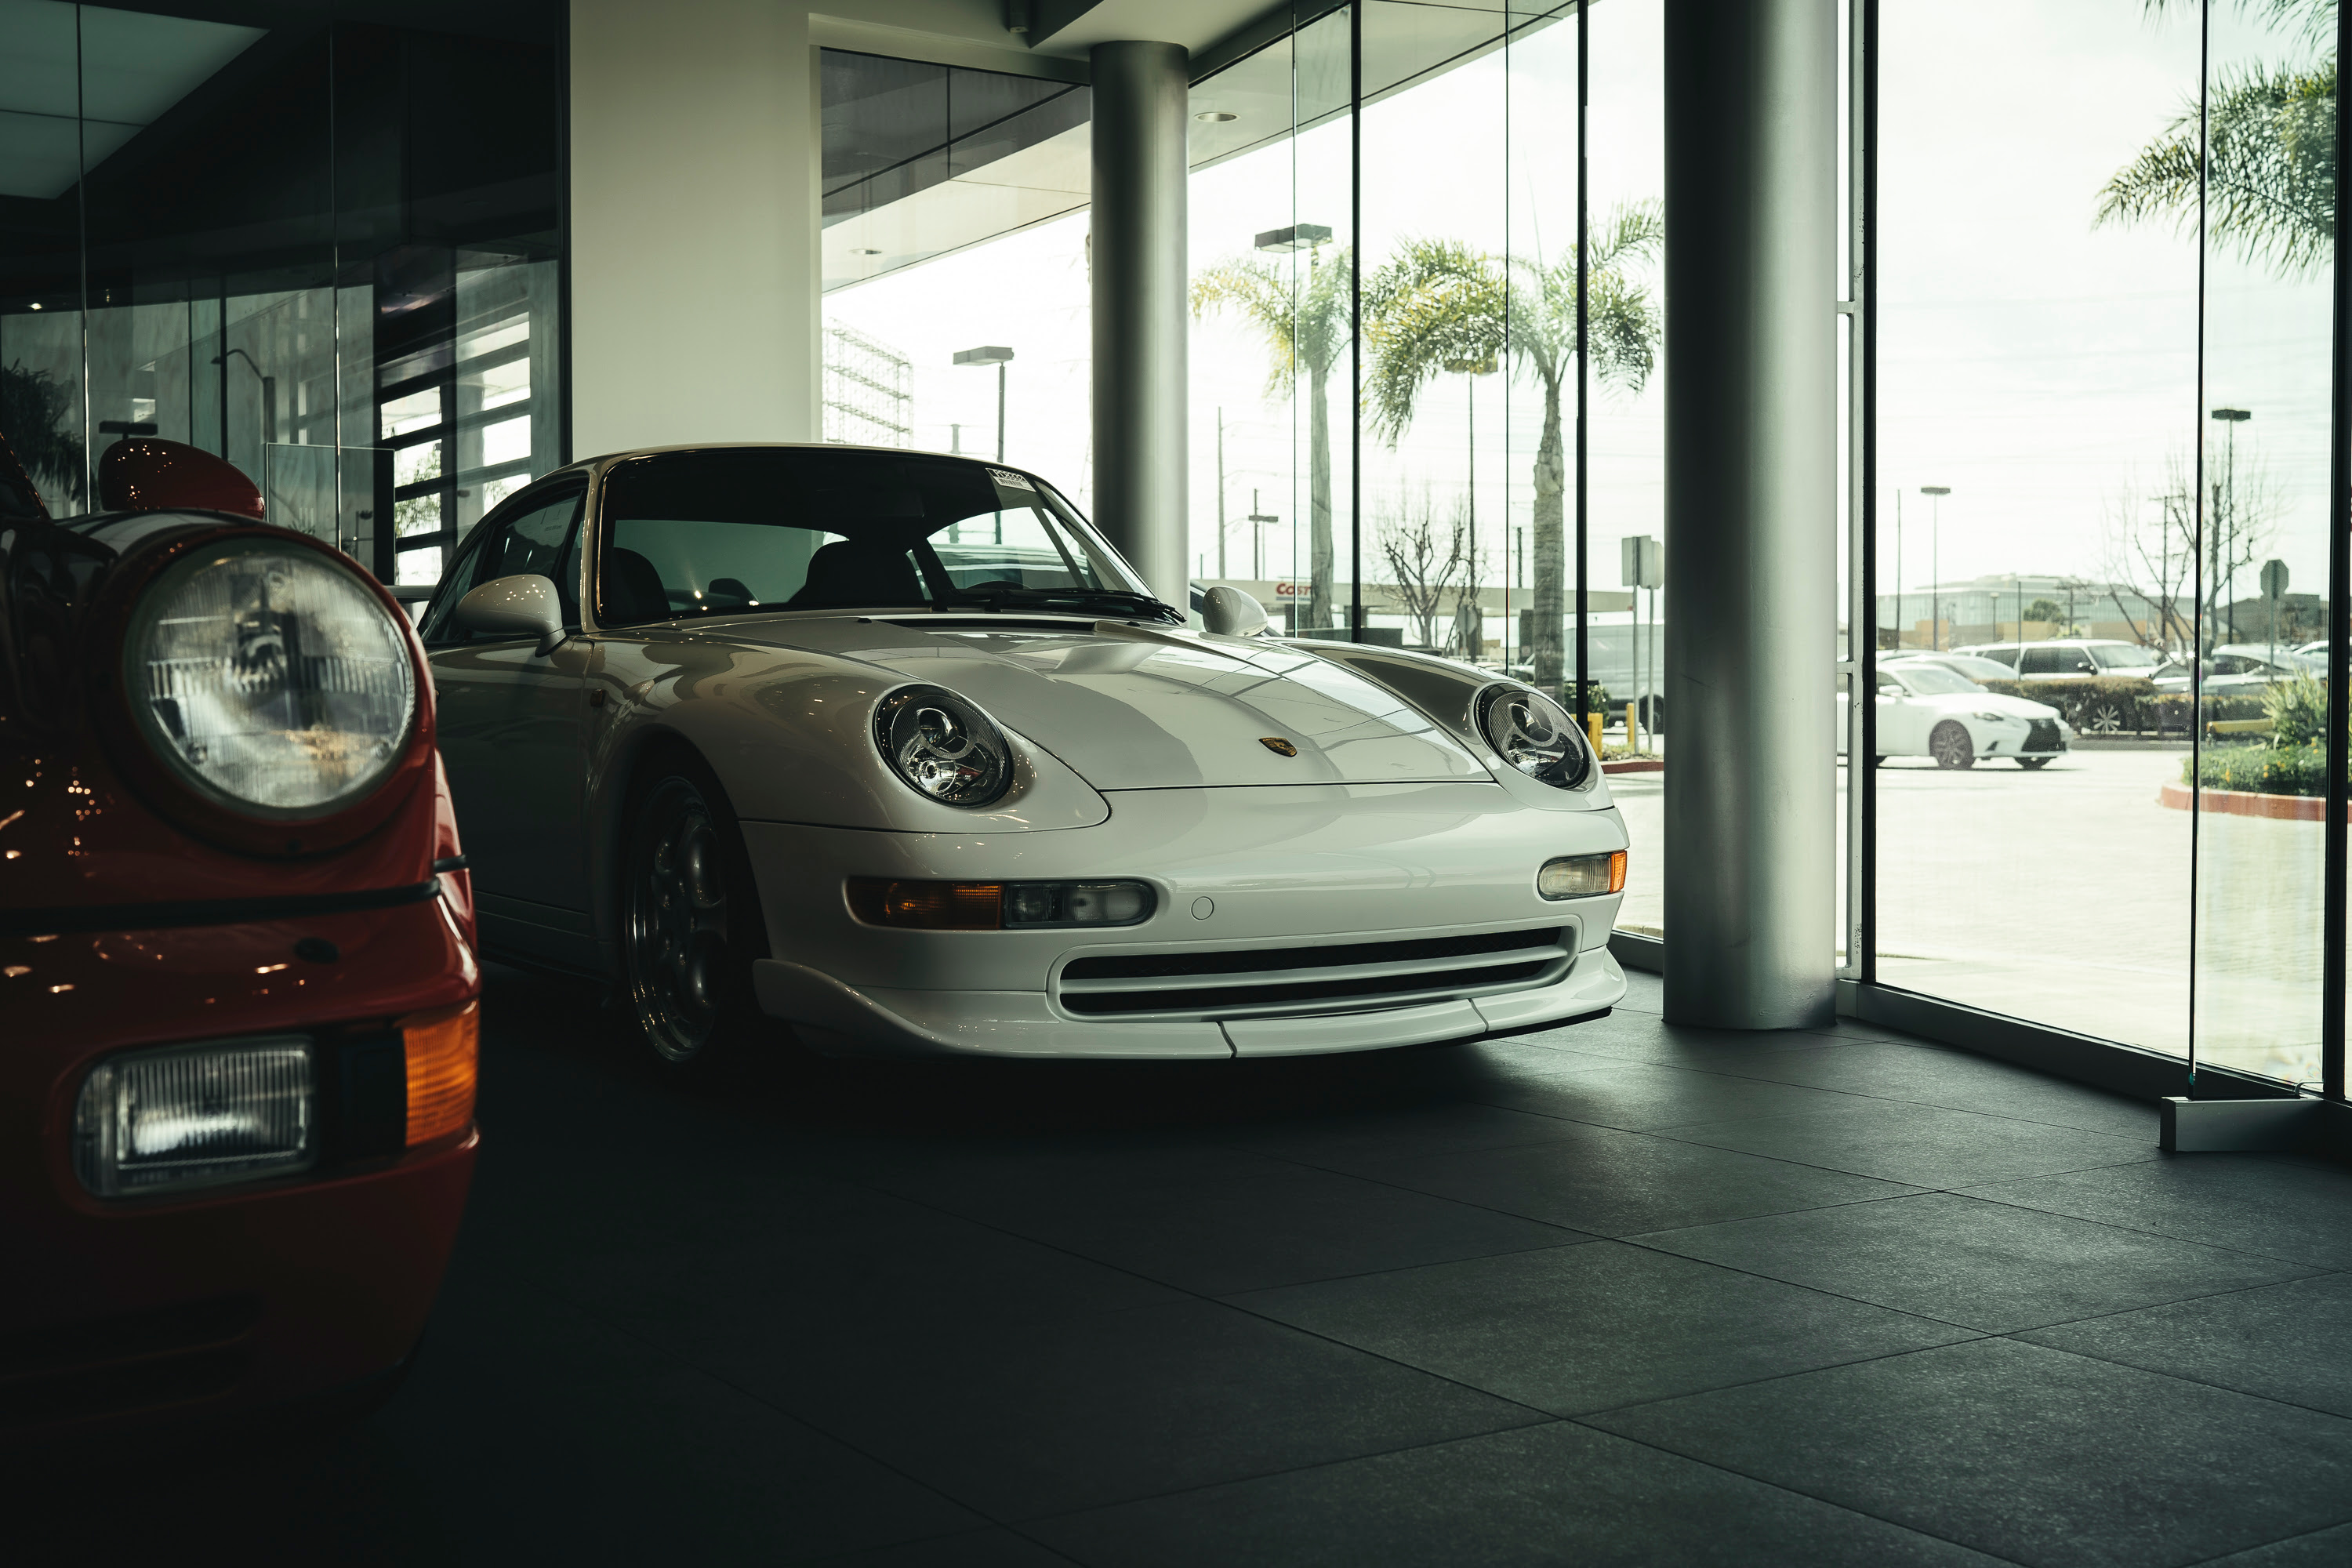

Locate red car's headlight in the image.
[124,536,418,821]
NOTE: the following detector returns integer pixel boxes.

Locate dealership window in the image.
[0,2,564,586]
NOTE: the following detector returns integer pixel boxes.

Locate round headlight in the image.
[125,537,418,818]
[1476,683,1593,789]
[873,684,1014,808]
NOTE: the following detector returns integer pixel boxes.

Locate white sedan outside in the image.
[1841,662,2074,769]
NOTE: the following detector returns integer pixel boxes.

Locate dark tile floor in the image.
[28,966,2352,1566]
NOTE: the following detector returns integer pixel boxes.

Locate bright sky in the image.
[822,0,2330,618]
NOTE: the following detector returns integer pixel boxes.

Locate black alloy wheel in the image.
[622,764,767,1067]
[1929,720,1976,770]
[2018,757,2053,770]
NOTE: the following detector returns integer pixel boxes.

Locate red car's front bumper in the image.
[3,890,480,1443]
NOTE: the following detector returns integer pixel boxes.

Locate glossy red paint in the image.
[0,477,479,1446]
[96,437,265,520]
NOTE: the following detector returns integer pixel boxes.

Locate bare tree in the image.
[1448,510,1485,662]
[2100,448,2278,652]
[1377,485,1462,649]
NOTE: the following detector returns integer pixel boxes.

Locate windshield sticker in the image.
[988,467,1036,492]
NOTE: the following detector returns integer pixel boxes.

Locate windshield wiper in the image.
[937,585,1184,625]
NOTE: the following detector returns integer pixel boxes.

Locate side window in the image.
[2065,648,2098,674]
[418,485,586,646]
[2017,647,2061,676]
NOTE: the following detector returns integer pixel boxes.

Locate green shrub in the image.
[2149,691,2271,731]
[2186,742,2327,797]
[1981,676,2156,733]
[2263,673,2332,748]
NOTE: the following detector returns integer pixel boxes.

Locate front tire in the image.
[1929,721,1976,770]
[622,762,768,1068]
[2018,756,2053,770]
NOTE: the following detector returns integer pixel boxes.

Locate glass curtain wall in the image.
[0,2,564,586]
[1874,0,2342,1094]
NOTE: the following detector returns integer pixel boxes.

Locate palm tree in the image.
[2100,0,2336,275]
[1192,245,1352,629]
[1363,202,1663,695]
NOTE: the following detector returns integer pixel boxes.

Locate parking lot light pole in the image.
[953,346,1014,465]
[1920,486,1951,649]
[2211,408,2252,643]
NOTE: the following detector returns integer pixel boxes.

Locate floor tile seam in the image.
[506,1287,1010,1537]
[1548,1415,2040,1567]
[1639,1095,2164,1151]
[802,1525,1086,1567]
[1552,1333,2032,1425]
[1205,1236,1602,1302]
[1994,1266,2352,1339]
[1605,1228,2016,1334]
[1633,1124,2166,1190]
[844,1179,1599,1327]
[1983,1336,2352,1441]
[1946,1183,2352,1272]
[1000,1417,1581,1530]
[1232,1135,1964,1242]
[2179,1523,2352,1566]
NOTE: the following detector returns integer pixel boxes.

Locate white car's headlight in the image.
[74,1037,314,1197]
[874,684,1014,807]
[1972,710,2010,724]
[126,538,417,818]
[1476,684,1594,790]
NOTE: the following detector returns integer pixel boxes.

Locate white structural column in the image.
[1088,41,1190,604]
[1661,0,1838,1029]
[568,0,818,456]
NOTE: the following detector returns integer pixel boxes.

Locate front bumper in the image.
[743,782,1629,1058]
[2,897,477,1445]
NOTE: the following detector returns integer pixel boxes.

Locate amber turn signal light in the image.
[401,999,479,1147]
[848,878,1004,929]
[1537,851,1626,899]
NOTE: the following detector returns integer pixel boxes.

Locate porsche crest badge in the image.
[1258,737,1298,757]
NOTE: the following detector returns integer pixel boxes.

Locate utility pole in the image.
[1215,408,1227,580]
[2211,408,2252,644]
[1921,486,1951,650]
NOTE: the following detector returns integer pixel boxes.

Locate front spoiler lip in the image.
[752,946,1628,1059]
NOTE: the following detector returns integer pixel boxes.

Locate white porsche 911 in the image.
[1842,661,2074,769]
[419,445,1628,1065]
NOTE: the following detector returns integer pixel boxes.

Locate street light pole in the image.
[1920,486,1951,649]
[2210,408,2252,644]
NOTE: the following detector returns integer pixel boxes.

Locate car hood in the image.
[713,616,1494,789]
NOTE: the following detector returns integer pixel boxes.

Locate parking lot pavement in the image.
[1611,746,2325,1087]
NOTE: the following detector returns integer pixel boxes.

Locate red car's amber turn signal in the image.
[402,1000,479,1147]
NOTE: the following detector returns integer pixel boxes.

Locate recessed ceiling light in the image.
[1195,111,1237,123]
[28,302,42,310]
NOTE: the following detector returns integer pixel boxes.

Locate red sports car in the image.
[1,432,478,1443]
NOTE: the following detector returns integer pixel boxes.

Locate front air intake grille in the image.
[2027,718,2064,752]
[1058,927,1573,1019]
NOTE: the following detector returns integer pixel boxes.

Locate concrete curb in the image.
[2158,780,2340,821]
[1602,759,1664,775]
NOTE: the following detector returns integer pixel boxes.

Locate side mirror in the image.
[1200,585,1271,638]
[455,573,566,655]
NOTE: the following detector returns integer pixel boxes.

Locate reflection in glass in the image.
[0,2,562,590]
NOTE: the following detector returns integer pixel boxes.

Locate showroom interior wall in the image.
[567,0,818,456]
[0,0,565,588]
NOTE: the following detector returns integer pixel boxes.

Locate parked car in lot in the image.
[1953,637,2171,681]
[1878,650,2019,684]
[1841,660,2073,768]
[2,434,478,1448]
[421,443,1628,1067]
[2154,644,2321,694]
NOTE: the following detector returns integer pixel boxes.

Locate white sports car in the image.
[1842,662,2073,769]
[419,445,1629,1065]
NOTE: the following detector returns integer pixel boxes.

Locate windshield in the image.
[2091,643,2158,669]
[1898,665,1981,695]
[594,448,1165,626]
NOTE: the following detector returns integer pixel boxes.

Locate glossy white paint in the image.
[428,446,1632,1058]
